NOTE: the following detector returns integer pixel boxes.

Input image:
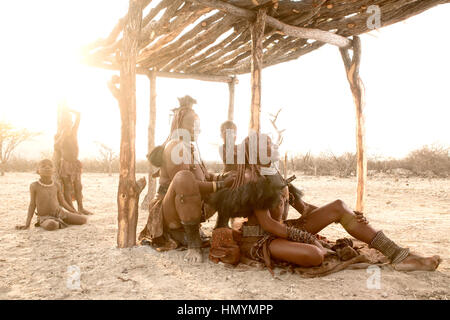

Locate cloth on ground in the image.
[35,207,69,229]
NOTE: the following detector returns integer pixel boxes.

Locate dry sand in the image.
[0,172,449,300]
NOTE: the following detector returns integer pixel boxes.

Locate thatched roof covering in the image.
[85,0,449,77]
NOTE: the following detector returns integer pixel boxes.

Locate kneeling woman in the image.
[211,135,441,271]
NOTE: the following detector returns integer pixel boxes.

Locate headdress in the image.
[169,95,197,134]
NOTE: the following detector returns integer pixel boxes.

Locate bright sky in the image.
[1,1,449,163]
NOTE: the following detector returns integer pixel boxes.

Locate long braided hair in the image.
[230,133,272,190]
[168,95,198,138]
[147,95,198,168]
[210,133,285,226]
[168,96,208,175]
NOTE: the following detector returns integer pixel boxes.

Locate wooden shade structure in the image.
[85,0,449,247]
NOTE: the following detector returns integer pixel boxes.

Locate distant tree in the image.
[0,121,40,176]
[268,108,286,146]
[95,142,117,176]
[269,108,287,177]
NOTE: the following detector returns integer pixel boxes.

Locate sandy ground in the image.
[0,172,449,300]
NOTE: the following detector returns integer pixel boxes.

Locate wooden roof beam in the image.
[193,10,313,74]
[84,59,234,82]
[189,27,251,73]
[161,16,237,71]
[193,0,352,48]
[140,0,184,43]
[152,70,235,83]
[139,11,226,67]
[138,6,212,56]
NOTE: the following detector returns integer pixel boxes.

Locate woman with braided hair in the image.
[139,95,235,263]
[211,133,441,271]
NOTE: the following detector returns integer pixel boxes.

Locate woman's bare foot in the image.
[184,248,203,263]
[393,253,441,271]
[79,208,94,215]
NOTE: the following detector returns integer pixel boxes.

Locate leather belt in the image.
[242,225,267,237]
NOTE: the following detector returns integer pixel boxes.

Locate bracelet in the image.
[286,226,316,244]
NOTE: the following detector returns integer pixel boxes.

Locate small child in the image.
[16,159,87,231]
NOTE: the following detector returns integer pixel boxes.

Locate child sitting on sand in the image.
[16,159,87,231]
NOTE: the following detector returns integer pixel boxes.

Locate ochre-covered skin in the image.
[55,109,93,216]
[211,135,441,271]
[140,102,235,263]
[16,160,87,231]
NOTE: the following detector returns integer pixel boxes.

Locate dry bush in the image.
[4,145,449,179]
[290,145,449,178]
[367,157,402,173]
[79,159,148,174]
[403,145,450,177]
[3,156,37,173]
[290,151,357,177]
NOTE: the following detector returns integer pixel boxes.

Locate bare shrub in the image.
[289,145,449,178]
[4,145,449,178]
[0,122,40,175]
[289,151,356,177]
[328,151,357,177]
[4,156,37,172]
[95,142,118,176]
[403,145,449,177]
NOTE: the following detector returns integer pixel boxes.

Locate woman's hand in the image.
[354,210,368,224]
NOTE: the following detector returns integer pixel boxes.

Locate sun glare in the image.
[0,1,448,161]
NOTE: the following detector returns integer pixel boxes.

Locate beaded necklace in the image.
[37,180,54,187]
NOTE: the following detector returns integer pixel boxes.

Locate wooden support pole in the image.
[249,9,266,133]
[116,0,146,248]
[339,36,367,212]
[141,70,157,209]
[284,152,287,179]
[227,76,236,121]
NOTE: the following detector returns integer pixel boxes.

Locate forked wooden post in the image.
[115,0,146,248]
[227,76,236,121]
[145,70,157,205]
[340,36,367,212]
[249,9,267,133]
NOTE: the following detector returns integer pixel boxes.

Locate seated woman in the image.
[139,96,234,263]
[211,134,441,271]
